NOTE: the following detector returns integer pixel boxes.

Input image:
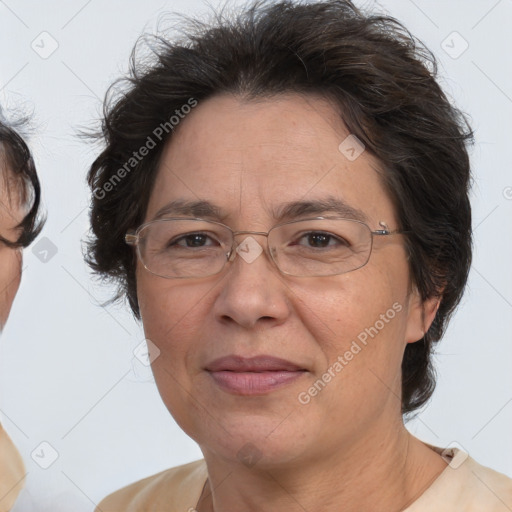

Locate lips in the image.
[206,355,304,372]
[205,355,306,395]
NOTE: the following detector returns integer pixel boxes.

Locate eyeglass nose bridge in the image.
[226,229,271,263]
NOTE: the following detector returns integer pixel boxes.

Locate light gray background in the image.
[0,0,511,510]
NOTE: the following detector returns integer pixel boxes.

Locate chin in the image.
[191,411,313,469]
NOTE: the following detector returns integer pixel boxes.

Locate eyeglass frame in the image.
[124,216,403,279]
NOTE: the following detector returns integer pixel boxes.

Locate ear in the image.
[404,288,441,344]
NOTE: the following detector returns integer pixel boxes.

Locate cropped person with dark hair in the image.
[87,1,512,510]
[0,108,43,512]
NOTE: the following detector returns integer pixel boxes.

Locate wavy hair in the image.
[86,0,473,414]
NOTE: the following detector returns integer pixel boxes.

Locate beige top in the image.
[97,446,512,511]
[0,424,25,512]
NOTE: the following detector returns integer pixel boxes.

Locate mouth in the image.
[205,355,307,395]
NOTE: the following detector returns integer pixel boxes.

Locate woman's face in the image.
[136,94,430,467]
[0,175,23,331]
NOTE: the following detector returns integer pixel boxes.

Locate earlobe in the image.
[404,289,441,344]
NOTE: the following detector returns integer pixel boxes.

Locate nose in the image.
[212,235,290,330]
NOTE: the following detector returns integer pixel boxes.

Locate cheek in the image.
[286,272,408,433]
[137,267,216,366]
[0,250,22,327]
[299,268,403,337]
[294,258,409,383]
[136,269,222,435]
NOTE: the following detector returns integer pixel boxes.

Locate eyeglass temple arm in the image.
[372,221,402,236]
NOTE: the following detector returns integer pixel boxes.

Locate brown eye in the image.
[169,232,218,249]
[294,232,349,249]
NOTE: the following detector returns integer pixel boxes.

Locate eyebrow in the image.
[152,199,225,221]
[275,197,368,223]
[151,196,368,223]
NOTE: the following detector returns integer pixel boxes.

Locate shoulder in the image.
[0,424,26,511]
[96,459,207,512]
[409,447,512,512]
[462,455,512,511]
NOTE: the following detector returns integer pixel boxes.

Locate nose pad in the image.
[227,236,269,265]
[227,247,237,262]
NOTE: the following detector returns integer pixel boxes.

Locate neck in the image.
[197,422,446,512]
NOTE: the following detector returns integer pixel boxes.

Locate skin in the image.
[136,93,446,511]
[0,171,24,332]
[0,165,27,512]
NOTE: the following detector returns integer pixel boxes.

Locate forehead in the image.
[146,93,396,227]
